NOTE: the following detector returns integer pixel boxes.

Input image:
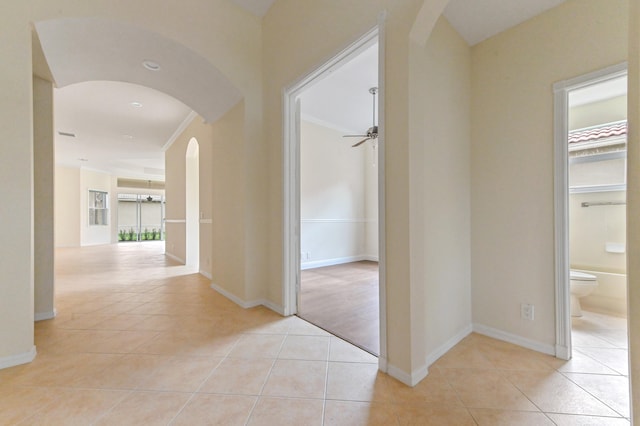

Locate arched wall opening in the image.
[185,138,200,268]
[3,5,258,371]
[31,16,243,320]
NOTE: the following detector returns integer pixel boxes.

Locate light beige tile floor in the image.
[0,242,631,424]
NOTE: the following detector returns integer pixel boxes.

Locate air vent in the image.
[58,131,76,138]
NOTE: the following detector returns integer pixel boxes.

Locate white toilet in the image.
[570,270,598,317]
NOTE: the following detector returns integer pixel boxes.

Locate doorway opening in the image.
[554,63,629,416]
[186,137,200,268]
[117,193,165,242]
[283,26,386,360]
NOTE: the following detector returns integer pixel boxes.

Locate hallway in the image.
[0,243,630,424]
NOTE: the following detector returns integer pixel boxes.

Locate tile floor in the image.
[0,242,631,425]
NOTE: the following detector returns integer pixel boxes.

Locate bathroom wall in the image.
[570,191,627,274]
[569,90,627,316]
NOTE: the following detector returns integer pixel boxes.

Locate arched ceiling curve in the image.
[34,17,242,124]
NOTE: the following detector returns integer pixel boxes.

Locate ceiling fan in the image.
[343,87,378,147]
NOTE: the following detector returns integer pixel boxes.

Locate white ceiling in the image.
[230,0,569,46]
[300,43,379,134]
[55,81,192,179]
[34,16,241,180]
[40,0,582,180]
[35,18,241,123]
[443,0,567,45]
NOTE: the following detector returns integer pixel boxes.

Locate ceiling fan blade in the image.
[351,138,370,147]
[343,134,368,138]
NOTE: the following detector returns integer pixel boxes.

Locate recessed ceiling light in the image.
[131,101,143,108]
[142,60,161,71]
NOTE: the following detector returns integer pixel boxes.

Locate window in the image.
[568,121,627,193]
[89,190,109,226]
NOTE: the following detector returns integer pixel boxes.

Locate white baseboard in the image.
[164,252,185,264]
[34,309,57,321]
[262,299,285,316]
[0,346,36,370]
[473,323,555,356]
[210,283,285,315]
[378,356,388,373]
[383,325,472,387]
[387,362,429,387]
[199,270,212,280]
[425,324,473,366]
[556,344,570,360]
[210,283,258,308]
[301,254,379,270]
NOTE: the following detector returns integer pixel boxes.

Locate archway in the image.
[31,17,240,320]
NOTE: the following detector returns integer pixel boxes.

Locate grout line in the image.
[571,347,628,376]
[320,337,332,426]
[87,388,135,426]
[244,335,289,425]
[557,370,629,418]
[165,378,211,424]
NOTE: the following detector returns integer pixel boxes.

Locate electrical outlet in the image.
[521,303,535,321]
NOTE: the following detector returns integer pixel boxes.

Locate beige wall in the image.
[0,7,36,365]
[210,102,249,300]
[409,16,472,366]
[54,166,81,247]
[471,0,628,348]
[33,76,55,320]
[165,104,254,301]
[198,124,213,278]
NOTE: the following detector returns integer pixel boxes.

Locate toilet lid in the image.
[570,270,597,281]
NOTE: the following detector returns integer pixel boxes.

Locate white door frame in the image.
[282,17,388,369]
[553,62,628,360]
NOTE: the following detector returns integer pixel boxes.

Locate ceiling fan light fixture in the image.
[343,86,379,147]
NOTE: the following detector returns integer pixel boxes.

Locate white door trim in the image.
[282,17,387,368]
[552,62,627,360]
